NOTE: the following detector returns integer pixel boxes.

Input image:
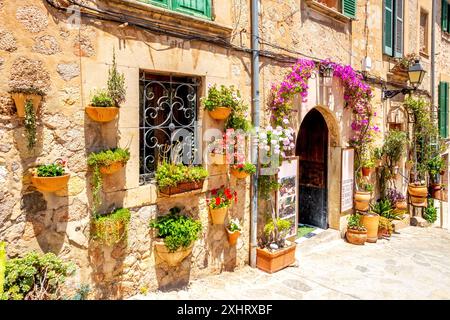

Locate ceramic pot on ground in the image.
[256,241,296,274]
[361,213,380,243]
[345,228,367,245]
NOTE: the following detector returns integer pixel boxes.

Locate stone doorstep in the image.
[392,215,411,232]
[295,228,342,257]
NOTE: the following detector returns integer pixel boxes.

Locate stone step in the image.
[392,214,411,232]
[296,228,342,257]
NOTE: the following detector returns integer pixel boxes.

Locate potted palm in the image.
[30,159,70,192]
[91,208,131,246]
[85,49,125,122]
[230,163,256,179]
[226,218,242,246]
[345,214,367,245]
[202,84,241,120]
[354,182,373,212]
[206,186,237,225]
[149,207,202,267]
[256,218,295,273]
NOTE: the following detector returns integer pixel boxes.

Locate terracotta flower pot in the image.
[408,184,427,207]
[395,200,407,210]
[361,213,380,243]
[361,167,371,176]
[31,174,70,192]
[345,228,367,245]
[230,168,249,179]
[209,207,228,224]
[354,191,371,212]
[208,107,232,120]
[378,228,390,239]
[209,153,227,165]
[85,106,119,122]
[226,229,241,246]
[159,180,204,196]
[99,161,124,175]
[256,242,296,274]
[11,93,41,117]
[430,184,442,199]
[153,239,194,267]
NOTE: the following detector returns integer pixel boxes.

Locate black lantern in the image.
[408,59,426,87]
[319,64,334,79]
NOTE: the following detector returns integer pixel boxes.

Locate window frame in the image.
[442,0,450,33]
[144,0,212,20]
[419,8,430,56]
[383,0,404,58]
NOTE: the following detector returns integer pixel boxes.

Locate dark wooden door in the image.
[297,109,328,229]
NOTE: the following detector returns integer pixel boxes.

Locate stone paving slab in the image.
[131,227,450,300]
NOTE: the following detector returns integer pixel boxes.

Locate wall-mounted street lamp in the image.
[319,64,334,80]
[382,60,427,100]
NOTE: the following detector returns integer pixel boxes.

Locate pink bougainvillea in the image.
[270,58,378,151]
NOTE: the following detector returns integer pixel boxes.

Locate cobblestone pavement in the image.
[132,227,450,300]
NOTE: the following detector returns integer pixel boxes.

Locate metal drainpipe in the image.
[250,0,260,268]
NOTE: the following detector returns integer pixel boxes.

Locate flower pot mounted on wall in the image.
[85,106,119,122]
[226,229,240,246]
[11,93,41,117]
[99,161,124,175]
[208,107,232,120]
[31,174,70,192]
[209,207,228,224]
[153,240,194,267]
[230,168,249,179]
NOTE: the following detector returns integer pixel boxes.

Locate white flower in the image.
[274,149,280,155]
[266,125,273,132]
[283,118,289,124]
[264,145,270,151]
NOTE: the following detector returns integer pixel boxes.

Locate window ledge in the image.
[304,0,352,23]
[103,0,233,38]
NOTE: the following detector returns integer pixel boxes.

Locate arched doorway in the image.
[296,109,329,229]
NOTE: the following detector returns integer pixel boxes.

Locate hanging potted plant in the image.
[354,182,373,212]
[361,159,375,177]
[9,87,44,118]
[87,147,130,210]
[202,84,241,120]
[206,186,237,225]
[30,159,70,193]
[345,213,367,245]
[91,208,131,246]
[156,162,208,196]
[226,218,242,246]
[149,207,202,267]
[256,218,295,273]
[427,155,445,199]
[386,188,407,210]
[408,180,428,207]
[230,163,256,179]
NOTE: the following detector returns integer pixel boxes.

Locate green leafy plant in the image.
[360,182,374,192]
[227,218,242,232]
[90,89,114,107]
[258,175,280,200]
[149,207,202,252]
[91,208,131,246]
[155,162,208,189]
[0,252,75,300]
[35,163,65,177]
[207,186,237,209]
[427,156,445,184]
[71,284,91,300]
[24,99,36,150]
[0,242,5,296]
[259,218,292,249]
[347,214,366,231]
[424,198,437,223]
[370,199,399,221]
[201,84,242,111]
[231,163,256,174]
[87,148,130,211]
[107,48,126,107]
[382,130,407,169]
[378,216,394,235]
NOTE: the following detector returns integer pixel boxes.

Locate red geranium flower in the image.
[215,197,221,206]
[211,189,217,195]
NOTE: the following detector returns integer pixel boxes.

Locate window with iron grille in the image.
[139,72,200,185]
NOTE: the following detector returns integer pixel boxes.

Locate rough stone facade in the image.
[0,0,449,299]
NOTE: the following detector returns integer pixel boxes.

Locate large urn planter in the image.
[159,180,204,196]
[11,93,42,117]
[208,107,232,120]
[361,213,380,243]
[408,183,428,207]
[256,242,296,274]
[226,229,241,246]
[209,207,228,225]
[153,240,194,267]
[99,161,124,175]
[85,106,119,123]
[230,168,249,179]
[31,174,70,192]
[354,191,371,212]
[345,228,367,245]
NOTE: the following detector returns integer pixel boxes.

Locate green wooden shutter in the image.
[439,82,449,138]
[384,0,394,56]
[173,0,211,19]
[342,0,357,19]
[394,0,404,57]
[148,0,169,9]
[443,0,449,32]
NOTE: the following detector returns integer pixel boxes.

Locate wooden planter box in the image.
[159,179,204,196]
[256,242,296,274]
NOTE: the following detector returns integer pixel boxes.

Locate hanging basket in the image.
[209,207,228,224]
[31,174,70,192]
[85,106,119,122]
[11,93,41,117]
[99,161,124,175]
[226,229,241,246]
[208,107,232,120]
[153,239,194,267]
[230,168,249,179]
